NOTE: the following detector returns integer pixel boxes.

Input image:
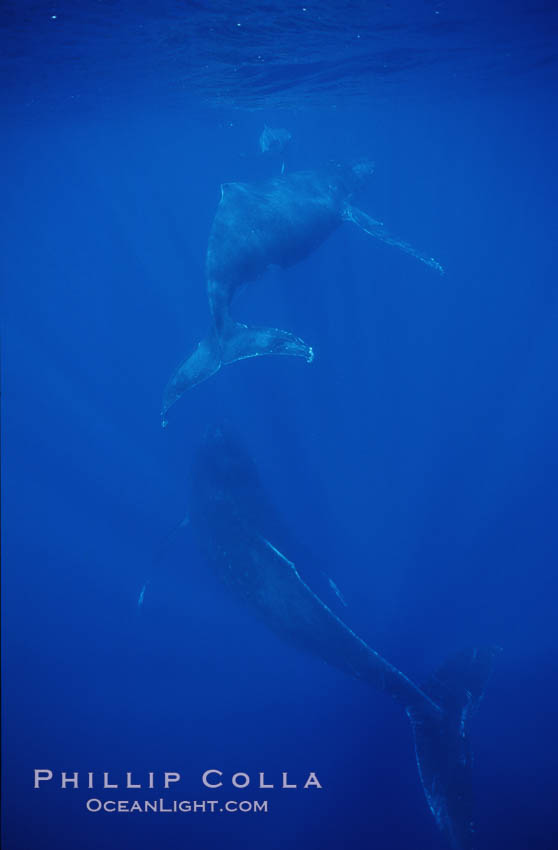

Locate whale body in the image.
[259,124,292,155]
[161,163,443,425]
[188,426,499,850]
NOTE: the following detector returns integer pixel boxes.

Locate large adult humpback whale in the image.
[188,426,499,850]
[161,162,443,425]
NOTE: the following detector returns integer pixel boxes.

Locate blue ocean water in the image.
[2,2,558,849]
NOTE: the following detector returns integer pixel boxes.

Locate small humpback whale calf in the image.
[189,426,500,850]
[259,124,292,155]
[162,161,443,425]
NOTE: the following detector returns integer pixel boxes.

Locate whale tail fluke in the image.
[221,320,314,368]
[161,330,222,427]
[161,322,314,426]
[406,646,501,850]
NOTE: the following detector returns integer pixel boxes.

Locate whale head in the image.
[330,159,375,198]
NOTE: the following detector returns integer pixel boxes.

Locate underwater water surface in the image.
[2,2,558,849]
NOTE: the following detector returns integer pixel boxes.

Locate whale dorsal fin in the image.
[323,573,348,607]
[220,181,250,202]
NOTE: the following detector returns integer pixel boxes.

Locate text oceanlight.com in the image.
[86,799,269,813]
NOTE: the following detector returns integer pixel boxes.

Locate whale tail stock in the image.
[161,320,314,426]
[405,645,501,850]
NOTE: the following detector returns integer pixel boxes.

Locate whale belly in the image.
[206,179,340,288]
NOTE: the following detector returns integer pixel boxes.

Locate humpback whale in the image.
[188,426,500,850]
[259,124,292,155]
[161,162,443,425]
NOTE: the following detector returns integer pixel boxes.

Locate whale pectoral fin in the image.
[221,321,314,367]
[343,206,385,229]
[161,330,222,426]
[344,204,445,275]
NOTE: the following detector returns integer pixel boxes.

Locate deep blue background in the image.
[2,3,558,849]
